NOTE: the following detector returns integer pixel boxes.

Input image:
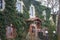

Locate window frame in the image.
[29,4,35,18]
[0,0,5,11]
[16,1,23,13]
[42,10,46,20]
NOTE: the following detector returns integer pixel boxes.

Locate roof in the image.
[26,17,41,22]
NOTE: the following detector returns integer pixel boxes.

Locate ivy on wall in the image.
[0,0,54,40]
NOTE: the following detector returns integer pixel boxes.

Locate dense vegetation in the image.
[0,0,57,40]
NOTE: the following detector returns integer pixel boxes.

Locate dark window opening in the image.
[0,0,2,9]
[32,26,35,33]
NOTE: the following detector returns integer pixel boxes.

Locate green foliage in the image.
[0,0,56,40]
[46,8,51,20]
[0,0,17,40]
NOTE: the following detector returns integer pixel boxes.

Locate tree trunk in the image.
[57,0,60,40]
[57,15,60,40]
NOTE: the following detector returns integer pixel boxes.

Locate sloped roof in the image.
[26,17,41,22]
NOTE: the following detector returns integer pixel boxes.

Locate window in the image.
[0,0,2,9]
[0,0,5,11]
[41,0,48,7]
[6,26,12,34]
[42,10,46,20]
[16,1,23,13]
[30,7,33,16]
[16,3,21,12]
[29,4,35,18]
